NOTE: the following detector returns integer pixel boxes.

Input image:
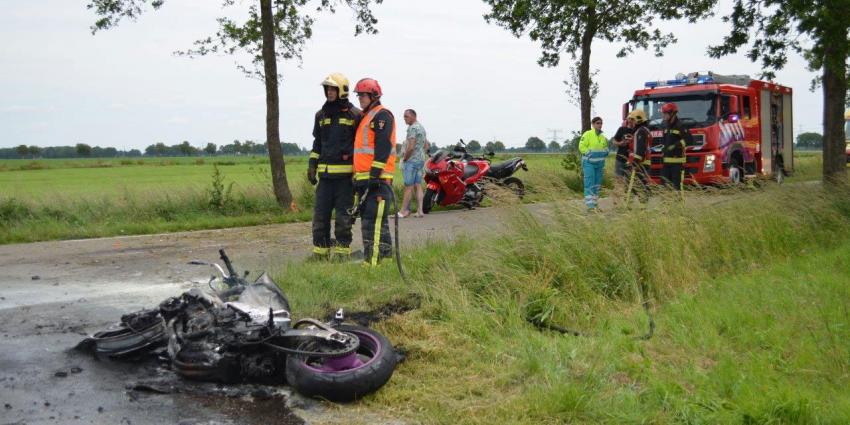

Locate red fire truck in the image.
[624,71,794,184]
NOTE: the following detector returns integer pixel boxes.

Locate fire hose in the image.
[347,185,408,284]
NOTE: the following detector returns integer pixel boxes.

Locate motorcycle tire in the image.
[422,188,438,214]
[285,324,397,402]
[502,177,525,199]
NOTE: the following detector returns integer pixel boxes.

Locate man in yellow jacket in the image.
[579,116,609,209]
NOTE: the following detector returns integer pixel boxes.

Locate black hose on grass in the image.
[528,279,656,340]
[388,187,408,284]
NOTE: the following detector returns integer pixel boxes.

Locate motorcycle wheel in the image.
[422,188,438,214]
[502,177,525,199]
[285,324,397,402]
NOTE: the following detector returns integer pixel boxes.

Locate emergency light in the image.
[645,74,715,88]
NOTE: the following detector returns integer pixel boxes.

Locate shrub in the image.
[0,198,33,222]
[18,161,47,171]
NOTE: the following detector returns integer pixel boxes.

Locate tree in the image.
[87,0,383,209]
[467,140,481,152]
[178,140,195,156]
[26,146,42,158]
[547,140,561,151]
[483,0,713,131]
[493,141,506,152]
[76,143,92,157]
[796,132,823,149]
[708,1,849,184]
[525,136,546,151]
[15,145,29,158]
[204,143,217,155]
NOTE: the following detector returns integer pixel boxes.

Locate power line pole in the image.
[547,128,562,143]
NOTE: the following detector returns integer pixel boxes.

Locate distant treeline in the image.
[1,140,308,159]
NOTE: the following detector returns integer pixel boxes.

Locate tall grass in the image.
[271,183,850,424]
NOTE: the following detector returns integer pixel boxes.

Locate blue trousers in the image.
[582,159,605,208]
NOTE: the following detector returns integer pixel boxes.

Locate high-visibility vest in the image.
[353,104,397,180]
[579,129,609,163]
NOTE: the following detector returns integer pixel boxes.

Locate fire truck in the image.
[624,71,794,184]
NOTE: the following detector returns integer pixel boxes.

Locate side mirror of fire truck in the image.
[621,102,629,121]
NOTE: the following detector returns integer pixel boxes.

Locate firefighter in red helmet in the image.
[660,102,693,195]
[308,73,361,260]
[352,78,397,266]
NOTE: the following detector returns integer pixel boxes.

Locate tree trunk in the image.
[578,15,596,132]
[821,44,848,186]
[260,0,293,208]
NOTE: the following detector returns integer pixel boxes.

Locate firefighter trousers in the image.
[357,182,393,266]
[311,177,353,255]
[661,163,684,193]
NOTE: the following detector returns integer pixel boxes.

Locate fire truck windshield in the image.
[632,93,717,129]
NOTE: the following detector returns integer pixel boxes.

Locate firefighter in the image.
[626,109,651,204]
[308,73,361,260]
[352,78,397,266]
[660,102,693,194]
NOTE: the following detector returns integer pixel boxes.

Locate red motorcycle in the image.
[422,140,527,213]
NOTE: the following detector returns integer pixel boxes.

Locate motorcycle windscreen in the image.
[235,273,289,312]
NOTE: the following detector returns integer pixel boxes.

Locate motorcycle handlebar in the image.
[219,249,237,278]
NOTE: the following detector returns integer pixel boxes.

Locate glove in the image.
[368,177,384,189]
[307,164,318,185]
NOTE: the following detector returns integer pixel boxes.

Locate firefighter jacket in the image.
[353,103,396,181]
[309,100,361,178]
[661,118,693,164]
[632,123,651,165]
[579,129,609,163]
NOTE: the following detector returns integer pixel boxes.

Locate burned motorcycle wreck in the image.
[81,250,397,402]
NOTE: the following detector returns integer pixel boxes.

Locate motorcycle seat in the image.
[487,158,523,179]
[463,163,479,179]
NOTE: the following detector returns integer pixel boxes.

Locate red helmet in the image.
[661,102,678,114]
[354,78,382,99]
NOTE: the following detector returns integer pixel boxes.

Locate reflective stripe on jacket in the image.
[354,105,397,180]
[662,118,692,163]
[309,100,360,177]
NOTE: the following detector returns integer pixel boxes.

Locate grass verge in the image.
[271,184,850,424]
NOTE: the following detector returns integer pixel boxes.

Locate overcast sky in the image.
[1,0,823,150]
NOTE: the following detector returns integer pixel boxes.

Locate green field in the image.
[0,152,829,244]
[270,183,850,424]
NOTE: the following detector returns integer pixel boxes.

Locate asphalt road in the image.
[0,201,558,425]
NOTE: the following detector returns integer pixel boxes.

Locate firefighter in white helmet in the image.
[307,73,362,260]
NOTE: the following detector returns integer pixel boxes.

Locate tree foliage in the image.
[707,0,850,183]
[525,136,546,151]
[485,141,506,152]
[467,140,481,152]
[483,0,714,131]
[76,143,93,157]
[796,132,823,149]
